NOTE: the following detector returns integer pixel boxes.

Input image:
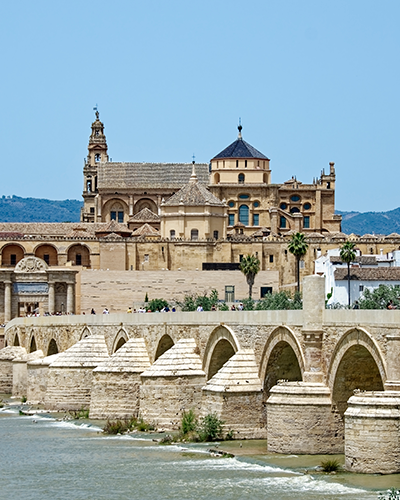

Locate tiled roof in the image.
[163,170,226,207]
[132,223,160,236]
[95,219,132,236]
[330,256,379,265]
[213,138,269,160]
[335,267,400,281]
[129,207,160,223]
[97,162,209,189]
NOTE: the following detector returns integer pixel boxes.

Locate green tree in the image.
[287,233,309,292]
[148,298,169,312]
[239,254,261,298]
[340,241,356,307]
[359,284,400,309]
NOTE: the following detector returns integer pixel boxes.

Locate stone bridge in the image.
[2,275,400,474]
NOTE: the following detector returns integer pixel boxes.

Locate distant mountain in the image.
[0,196,82,222]
[0,196,399,235]
[338,208,400,235]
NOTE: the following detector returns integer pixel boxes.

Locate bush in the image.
[359,285,400,310]
[70,407,89,419]
[218,302,229,311]
[256,291,302,310]
[181,409,197,435]
[103,416,154,434]
[21,396,27,403]
[148,298,169,312]
[241,297,254,311]
[379,489,400,500]
[197,413,224,442]
[179,289,219,312]
[320,459,341,473]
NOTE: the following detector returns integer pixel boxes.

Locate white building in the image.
[315,249,400,306]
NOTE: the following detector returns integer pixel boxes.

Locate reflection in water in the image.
[0,407,397,500]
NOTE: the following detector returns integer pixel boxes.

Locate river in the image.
[1,405,399,500]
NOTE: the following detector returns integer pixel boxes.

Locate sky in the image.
[1,0,399,213]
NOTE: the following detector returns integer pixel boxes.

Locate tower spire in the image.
[238,117,242,139]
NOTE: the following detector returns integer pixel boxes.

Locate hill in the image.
[0,196,399,235]
[0,196,82,222]
[338,208,400,235]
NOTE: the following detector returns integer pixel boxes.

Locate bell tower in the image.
[81,109,109,222]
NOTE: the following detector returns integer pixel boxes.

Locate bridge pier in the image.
[345,391,400,474]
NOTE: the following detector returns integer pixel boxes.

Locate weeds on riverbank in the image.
[320,459,341,473]
[69,407,90,419]
[379,489,400,500]
[176,410,226,442]
[103,416,155,435]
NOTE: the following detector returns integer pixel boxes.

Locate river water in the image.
[1,405,399,500]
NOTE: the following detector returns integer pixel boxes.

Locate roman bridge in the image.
[3,275,400,474]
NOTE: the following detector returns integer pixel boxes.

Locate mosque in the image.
[0,111,365,321]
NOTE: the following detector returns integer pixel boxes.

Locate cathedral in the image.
[0,111,360,321]
[81,111,341,238]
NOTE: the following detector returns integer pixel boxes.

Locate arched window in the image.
[191,229,199,241]
[290,207,300,214]
[170,229,176,240]
[280,216,287,228]
[238,174,245,184]
[213,172,220,184]
[95,153,101,163]
[239,205,249,225]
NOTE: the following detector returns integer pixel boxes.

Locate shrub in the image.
[359,285,400,310]
[70,407,90,419]
[241,297,254,311]
[197,413,224,442]
[103,416,153,434]
[256,291,302,310]
[379,489,400,500]
[148,298,169,312]
[21,396,27,403]
[181,409,197,435]
[218,302,229,311]
[320,459,341,473]
[178,289,219,312]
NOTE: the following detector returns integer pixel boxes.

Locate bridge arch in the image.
[260,326,305,398]
[112,328,129,353]
[327,327,386,417]
[29,334,37,353]
[47,338,59,356]
[154,334,174,361]
[80,326,92,340]
[203,325,240,380]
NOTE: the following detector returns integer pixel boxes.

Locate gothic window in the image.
[239,205,249,225]
[95,153,101,163]
[111,211,117,220]
[86,178,92,192]
[228,214,235,226]
[118,211,124,223]
[238,174,245,184]
[191,229,199,241]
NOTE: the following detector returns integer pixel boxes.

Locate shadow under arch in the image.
[29,335,37,353]
[80,326,92,340]
[13,333,20,346]
[154,334,174,361]
[327,327,386,418]
[112,328,129,354]
[47,338,59,356]
[203,325,240,380]
[260,326,305,398]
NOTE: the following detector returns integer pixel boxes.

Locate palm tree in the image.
[288,232,309,293]
[340,241,356,307]
[239,254,261,298]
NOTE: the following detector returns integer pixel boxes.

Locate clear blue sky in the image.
[1,0,399,212]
